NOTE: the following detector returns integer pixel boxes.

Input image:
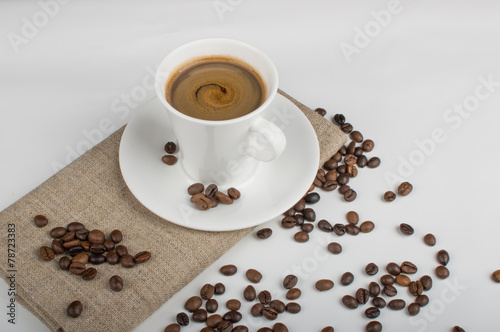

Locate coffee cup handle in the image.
[242,118,286,162]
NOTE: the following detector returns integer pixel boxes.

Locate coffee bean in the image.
[103,239,115,251]
[273,322,289,332]
[109,275,123,291]
[120,254,135,268]
[316,169,326,182]
[344,154,357,166]
[164,324,180,332]
[408,302,420,316]
[222,310,241,323]
[323,159,338,171]
[321,327,334,332]
[342,295,358,309]
[401,261,418,274]
[452,326,465,332]
[176,312,189,326]
[347,165,358,178]
[294,231,309,243]
[367,157,381,168]
[345,224,360,235]
[341,272,354,286]
[164,142,177,154]
[63,239,80,248]
[301,223,314,233]
[281,216,296,228]
[356,288,370,304]
[72,253,89,265]
[318,219,333,232]
[270,300,286,313]
[383,191,396,202]
[286,288,301,300]
[316,279,334,291]
[305,192,320,204]
[398,182,413,196]
[388,299,406,310]
[366,321,382,332]
[67,300,83,318]
[193,309,208,323]
[357,155,368,168]
[362,139,375,152]
[368,282,381,297]
[283,275,298,289]
[354,147,364,157]
[214,282,225,295]
[333,152,343,162]
[62,230,76,242]
[103,252,118,265]
[333,114,345,125]
[365,307,380,319]
[134,251,151,263]
[339,146,347,156]
[360,221,375,233]
[81,267,97,281]
[250,303,263,316]
[338,185,350,194]
[256,228,272,239]
[220,264,237,276]
[285,302,301,314]
[386,262,401,275]
[341,123,353,133]
[187,183,204,195]
[59,256,71,270]
[435,266,450,279]
[205,184,218,198]
[246,269,262,283]
[380,274,395,286]
[222,299,240,311]
[39,246,55,261]
[345,211,359,224]
[34,215,49,228]
[68,245,84,256]
[243,285,256,301]
[200,284,215,300]
[192,193,213,210]
[88,230,105,244]
[50,227,67,239]
[89,244,106,255]
[337,173,349,185]
[185,296,202,312]
[226,187,240,200]
[327,242,342,254]
[258,290,272,304]
[349,131,363,143]
[206,299,218,313]
[399,223,414,236]
[315,107,327,116]
[409,280,424,296]
[344,189,357,202]
[262,307,278,320]
[115,245,128,257]
[415,294,429,307]
[69,262,86,275]
[492,270,500,283]
[51,239,64,254]
[365,263,379,276]
[162,155,177,165]
[372,297,386,309]
[419,275,433,291]
[331,224,345,237]
[215,191,233,204]
[383,285,397,297]
[303,208,316,221]
[80,241,90,251]
[67,222,85,232]
[395,274,410,287]
[206,314,223,328]
[437,249,450,266]
[76,229,89,241]
[257,328,272,332]
[423,233,436,247]
[89,254,106,265]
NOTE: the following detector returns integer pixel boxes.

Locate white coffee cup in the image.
[155,38,286,186]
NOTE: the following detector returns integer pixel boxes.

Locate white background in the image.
[1,0,500,331]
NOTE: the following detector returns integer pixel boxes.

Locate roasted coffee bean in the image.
[341,123,353,133]
[380,274,395,286]
[270,300,286,313]
[293,199,306,212]
[384,191,396,202]
[283,274,298,289]
[318,219,333,232]
[333,152,343,162]
[408,303,420,316]
[327,242,342,254]
[346,211,359,224]
[273,323,288,332]
[342,295,358,309]
[492,270,500,283]
[452,327,465,332]
[216,320,233,332]
[362,139,375,152]
[368,282,381,297]
[337,173,349,185]
[357,155,368,168]
[75,229,89,241]
[258,290,272,304]
[372,297,386,309]
[383,285,397,297]
[399,223,414,236]
[225,299,240,311]
[262,307,278,320]
[90,243,106,255]
[420,275,433,290]
[192,193,213,210]
[89,254,106,265]
[103,239,115,251]
[67,222,85,232]
[285,302,301,314]
[176,312,189,326]
[305,192,320,204]
[214,282,225,295]
[395,274,411,287]
[50,227,67,239]
[206,314,223,328]
[69,262,86,275]
[388,299,406,310]
[187,183,204,195]
[210,196,219,208]
[398,182,413,196]
[67,300,83,318]
[321,327,334,332]
[345,224,360,235]
[250,303,264,317]
[193,309,208,323]
[350,131,363,142]
[283,207,296,217]
[106,251,119,265]
[424,233,436,246]
[313,177,323,187]
[281,216,296,228]
[59,256,71,270]
[63,239,80,248]
[354,146,364,157]
[338,185,350,194]
[68,245,84,256]
[333,114,345,125]
[301,223,314,233]
[205,184,218,197]
[323,159,338,171]
[227,187,240,200]
[134,251,151,263]
[222,310,241,323]
[333,223,347,236]
[120,254,135,268]
[415,294,429,307]
[344,189,357,202]
[437,249,450,266]
[317,169,326,182]
[365,263,379,276]
[40,246,55,261]
[34,215,49,227]
[243,285,256,301]
[206,299,219,313]
[337,165,347,174]
[356,288,370,304]
[409,281,424,296]
[365,307,380,319]
[164,324,181,332]
[286,288,301,300]
[341,272,354,286]
[81,241,90,251]
[200,284,215,300]
[51,239,65,254]
[366,321,383,332]
[162,155,177,165]
[246,269,262,283]
[185,296,202,312]
[315,107,327,116]
[61,230,75,241]
[435,266,450,279]
[215,191,234,204]
[401,261,418,274]
[316,279,334,291]
[303,208,316,221]
[115,245,128,257]
[256,228,272,239]
[386,262,401,276]
[88,230,105,244]
[294,231,309,243]
[360,221,375,233]
[367,157,381,168]
[344,154,357,166]
[232,327,248,332]
[347,165,358,177]
[219,265,237,277]
[81,267,97,281]
[347,141,356,154]
[164,142,177,154]
[72,253,89,265]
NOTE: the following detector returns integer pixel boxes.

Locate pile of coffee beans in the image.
[383,181,413,202]
[162,141,178,166]
[187,183,241,210]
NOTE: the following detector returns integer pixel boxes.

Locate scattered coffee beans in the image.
[435,266,450,279]
[327,242,342,255]
[286,288,301,300]
[315,279,334,291]
[437,249,450,266]
[383,191,396,202]
[164,323,181,332]
[176,312,189,326]
[246,269,262,283]
[109,275,123,291]
[366,321,382,332]
[67,300,83,318]
[388,299,406,310]
[365,263,379,276]
[408,303,420,316]
[294,231,309,243]
[399,223,414,236]
[401,261,418,274]
[39,246,55,261]
[283,275,298,289]
[356,288,370,304]
[424,233,436,246]
[415,294,429,307]
[341,272,354,286]
[220,264,237,276]
[398,182,413,196]
[452,326,465,332]
[34,215,49,227]
[360,221,375,233]
[243,285,256,301]
[365,307,380,319]
[256,228,272,239]
[492,270,500,283]
[162,155,177,165]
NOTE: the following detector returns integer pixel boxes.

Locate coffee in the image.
[166,56,266,121]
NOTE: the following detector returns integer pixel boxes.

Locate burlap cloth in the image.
[0,90,346,332]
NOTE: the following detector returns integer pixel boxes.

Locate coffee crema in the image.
[165,56,266,121]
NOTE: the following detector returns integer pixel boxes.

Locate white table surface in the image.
[1,1,500,331]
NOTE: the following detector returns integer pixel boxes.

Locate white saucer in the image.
[119,93,320,231]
